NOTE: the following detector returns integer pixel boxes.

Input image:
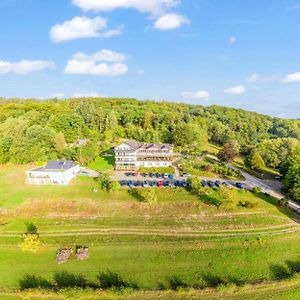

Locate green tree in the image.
[248,151,265,171]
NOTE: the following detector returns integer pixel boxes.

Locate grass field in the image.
[88,156,115,172]
[0,164,299,298]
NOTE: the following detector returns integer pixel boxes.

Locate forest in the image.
[0,97,299,202]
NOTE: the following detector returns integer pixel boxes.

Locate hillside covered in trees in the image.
[0,97,299,201]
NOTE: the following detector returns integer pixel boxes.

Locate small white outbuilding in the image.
[26,160,80,185]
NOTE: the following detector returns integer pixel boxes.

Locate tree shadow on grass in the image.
[54,271,88,288]
[19,275,52,290]
[97,269,138,290]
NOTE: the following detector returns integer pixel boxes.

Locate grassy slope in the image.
[0,164,299,297]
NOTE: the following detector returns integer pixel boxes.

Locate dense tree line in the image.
[0,97,299,201]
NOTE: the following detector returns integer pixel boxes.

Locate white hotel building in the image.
[114,140,173,171]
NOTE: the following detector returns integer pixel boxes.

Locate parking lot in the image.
[111,171,248,189]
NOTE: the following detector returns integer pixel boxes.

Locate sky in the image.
[0,0,300,119]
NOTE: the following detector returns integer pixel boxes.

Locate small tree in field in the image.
[19,222,40,253]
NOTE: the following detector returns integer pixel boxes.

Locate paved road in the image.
[229,164,300,213]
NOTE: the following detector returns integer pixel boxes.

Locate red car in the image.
[132,172,138,177]
[157,181,164,187]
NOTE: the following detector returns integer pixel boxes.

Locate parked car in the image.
[126,172,133,177]
[208,181,216,188]
[120,180,127,187]
[149,173,155,178]
[133,172,138,177]
[215,180,222,188]
[128,180,134,188]
[164,181,170,187]
[236,182,244,189]
[143,181,149,188]
[181,180,187,187]
[222,181,229,187]
[155,173,161,178]
[157,181,164,187]
[182,172,191,177]
[175,180,181,187]
[168,174,174,180]
[164,173,169,179]
[151,180,157,187]
[201,180,208,187]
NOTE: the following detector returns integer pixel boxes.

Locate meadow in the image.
[0,164,299,299]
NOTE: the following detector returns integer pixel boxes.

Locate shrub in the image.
[19,233,41,253]
[238,200,257,208]
[252,186,262,194]
[25,222,38,235]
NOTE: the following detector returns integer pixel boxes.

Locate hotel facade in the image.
[114,140,173,170]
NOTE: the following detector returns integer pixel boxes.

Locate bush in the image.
[252,186,262,194]
[238,200,257,208]
[278,198,289,207]
[25,222,38,235]
[213,163,241,179]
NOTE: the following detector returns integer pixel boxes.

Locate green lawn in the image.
[0,164,299,298]
[88,155,115,172]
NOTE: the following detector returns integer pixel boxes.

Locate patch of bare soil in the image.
[57,248,73,264]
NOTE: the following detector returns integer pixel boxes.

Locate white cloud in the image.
[223,85,246,95]
[72,0,178,15]
[64,49,128,76]
[0,60,54,74]
[283,72,300,83]
[247,73,279,83]
[182,90,210,100]
[154,13,189,30]
[229,36,237,44]
[247,73,258,83]
[50,16,121,43]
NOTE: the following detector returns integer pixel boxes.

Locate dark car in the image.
[155,173,161,178]
[201,180,208,187]
[222,181,229,187]
[151,180,157,187]
[126,172,133,177]
[175,180,181,187]
[149,173,155,178]
[128,180,134,188]
[181,180,187,187]
[136,181,143,187]
[215,181,222,188]
[168,174,174,180]
[120,180,127,187]
[164,181,170,187]
[208,181,216,188]
[236,182,244,189]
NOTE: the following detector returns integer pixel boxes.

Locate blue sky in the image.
[0,0,300,118]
